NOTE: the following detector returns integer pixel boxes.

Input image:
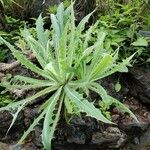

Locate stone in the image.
[33,126,43,147]
[0,142,9,150]
[0,111,24,142]
[138,128,150,150]
[7,0,62,22]
[24,107,39,127]
[122,67,150,104]
[67,132,86,144]
[74,0,96,23]
[128,128,150,150]
[30,0,61,18]
[118,114,149,134]
[91,127,127,148]
[10,144,24,150]
[69,115,86,126]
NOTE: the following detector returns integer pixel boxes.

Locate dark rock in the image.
[67,131,86,144]
[64,124,86,145]
[74,0,96,24]
[138,128,150,150]
[24,106,39,128]
[10,144,24,150]
[24,142,40,150]
[118,97,150,135]
[69,115,86,126]
[122,67,150,104]
[118,114,149,135]
[30,0,61,18]
[98,74,129,100]
[112,114,120,123]
[0,142,9,150]
[0,111,24,142]
[33,126,43,147]
[127,127,150,150]
[91,127,127,148]
[9,0,61,20]
[11,143,39,150]
[58,116,98,145]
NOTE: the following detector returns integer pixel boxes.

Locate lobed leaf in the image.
[42,88,63,150]
[65,85,113,124]
[36,14,49,49]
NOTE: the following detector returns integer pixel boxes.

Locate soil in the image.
[0,65,150,150]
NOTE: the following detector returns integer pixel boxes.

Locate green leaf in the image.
[87,32,106,77]
[77,11,94,34]
[0,86,58,112]
[115,82,121,92]
[0,86,58,135]
[132,38,148,47]
[110,96,138,122]
[146,58,150,63]
[36,14,49,49]
[56,3,64,34]
[64,96,73,114]
[0,81,50,90]
[42,88,63,150]
[89,82,109,101]
[96,53,135,80]
[51,14,60,53]
[90,54,113,80]
[67,6,76,68]
[26,36,47,68]
[14,75,54,85]
[65,86,113,124]
[90,82,138,122]
[18,108,47,144]
[0,37,54,81]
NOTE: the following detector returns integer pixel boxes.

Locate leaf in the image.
[56,2,64,34]
[64,96,73,114]
[87,32,106,77]
[0,37,54,80]
[65,86,113,124]
[0,86,58,135]
[36,14,49,49]
[83,21,99,49]
[0,0,4,6]
[0,81,50,90]
[26,36,47,68]
[132,38,148,47]
[89,82,138,122]
[90,54,113,80]
[89,82,109,101]
[18,108,47,144]
[14,75,53,85]
[77,11,94,34]
[110,96,138,122]
[146,58,150,63]
[51,14,60,53]
[115,82,121,92]
[42,88,63,150]
[67,6,76,68]
[95,53,135,80]
[89,82,112,109]
[0,86,58,112]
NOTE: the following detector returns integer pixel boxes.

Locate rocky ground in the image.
[0,66,149,150]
